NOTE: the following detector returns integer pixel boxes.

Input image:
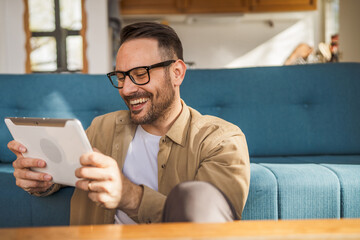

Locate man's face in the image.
[116,38,176,125]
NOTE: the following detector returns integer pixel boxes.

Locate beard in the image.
[124,72,175,125]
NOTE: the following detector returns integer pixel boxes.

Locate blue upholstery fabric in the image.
[2,63,360,163]
[322,164,360,218]
[251,155,360,164]
[0,74,126,163]
[248,156,359,219]
[0,63,359,227]
[242,164,278,220]
[182,63,360,157]
[0,166,73,227]
[261,163,340,219]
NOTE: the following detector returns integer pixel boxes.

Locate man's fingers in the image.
[88,191,109,204]
[12,157,46,169]
[75,179,105,192]
[75,166,115,181]
[75,179,91,191]
[7,141,27,158]
[88,181,113,193]
[13,168,52,182]
[16,178,53,189]
[80,152,114,168]
[75,179,111,193]
[8,140,27,153]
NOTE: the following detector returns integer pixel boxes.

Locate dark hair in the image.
[120,22,184,61]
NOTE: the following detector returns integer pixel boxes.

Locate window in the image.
[24,0,88,73]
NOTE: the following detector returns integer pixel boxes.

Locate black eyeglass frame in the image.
[106,60,176,89]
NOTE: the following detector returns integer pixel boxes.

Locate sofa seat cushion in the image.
[321,164,360,218]
[242,163,278,220]
[285,155,360,217]
[248,155,360,220]
[251,155,360,164]
[0,164,74,227]
[260,163,340,219]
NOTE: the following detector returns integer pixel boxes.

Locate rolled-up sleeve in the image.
[137,185,167,223]
[195,127,250,219]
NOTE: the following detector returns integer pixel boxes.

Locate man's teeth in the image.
[130,98,148,105]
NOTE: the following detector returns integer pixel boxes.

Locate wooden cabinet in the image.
[249,0,317,12]
[120,0,182,14]
[120,0,317,15]
[185,0,248,14]
[121,0,248,14]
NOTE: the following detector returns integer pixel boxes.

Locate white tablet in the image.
[5,117,93,186]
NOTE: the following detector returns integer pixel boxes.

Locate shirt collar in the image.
[115,100,190,147]
[165,99,190,147]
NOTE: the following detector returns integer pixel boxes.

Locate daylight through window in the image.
[25,0,87,73]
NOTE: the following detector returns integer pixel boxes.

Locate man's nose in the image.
[121,75,138,95]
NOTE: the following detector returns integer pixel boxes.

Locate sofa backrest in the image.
[1,63,359,162]
[0,74,126,163]
[183,63,360,157]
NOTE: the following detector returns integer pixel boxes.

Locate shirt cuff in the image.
[137,185,166,223]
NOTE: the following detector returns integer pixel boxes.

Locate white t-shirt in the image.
[114,125,161,224]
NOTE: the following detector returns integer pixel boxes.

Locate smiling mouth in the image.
[129,97,149,106]
[128,97,149,112]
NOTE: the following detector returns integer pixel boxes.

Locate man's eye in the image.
[135,72,147,78]
[116,74,125,81]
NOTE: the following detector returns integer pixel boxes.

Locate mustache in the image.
[124,92,152,102]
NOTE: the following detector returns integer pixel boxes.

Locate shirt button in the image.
[161,164,166,168]
[115,144,119,150]
[162,138,166,143]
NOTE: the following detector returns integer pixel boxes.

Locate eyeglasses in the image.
[106,60,176,89]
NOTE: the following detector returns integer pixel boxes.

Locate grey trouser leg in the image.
[162,181,238,223]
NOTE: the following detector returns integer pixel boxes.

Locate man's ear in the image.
[172,60,187,87]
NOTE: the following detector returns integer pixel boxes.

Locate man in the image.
[8,22,250,225]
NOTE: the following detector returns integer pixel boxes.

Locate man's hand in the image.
[75,150,143,216]
[8,140,54,194]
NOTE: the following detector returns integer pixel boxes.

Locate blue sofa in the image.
[1,63,359,228]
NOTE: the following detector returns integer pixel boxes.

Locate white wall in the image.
[85,0,112,74]
[0,0,111,74]
[0,0,26,73]
[124,11,321,69]
[339,0,360,62]
[177,12,319,68]
[0,1,328,72]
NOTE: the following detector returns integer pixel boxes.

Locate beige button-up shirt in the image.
[68,101,250,225]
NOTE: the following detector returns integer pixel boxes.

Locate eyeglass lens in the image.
[110,67,149,88]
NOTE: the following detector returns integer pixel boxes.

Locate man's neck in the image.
[141,99,183,136]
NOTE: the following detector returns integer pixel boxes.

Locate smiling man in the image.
[8,22,250,225]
